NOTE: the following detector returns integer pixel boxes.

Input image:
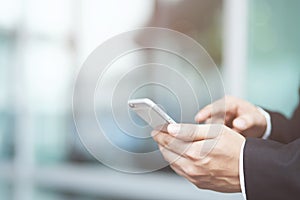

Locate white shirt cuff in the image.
[239,140,247,200]
[256,107,272,140]
[239,108,271,200]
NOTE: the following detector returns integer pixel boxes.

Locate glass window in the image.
[0,33,15,160]
[0,181,12,200]
[247,0,300,117]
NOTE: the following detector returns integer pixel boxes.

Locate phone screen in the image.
[128,98,176,129]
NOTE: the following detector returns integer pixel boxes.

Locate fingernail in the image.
[194,113,202,121]
[167,124,180,135]
[194,116,199,122]
[234,119,246,129]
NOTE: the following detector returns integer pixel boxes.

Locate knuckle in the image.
[162,138,171,148]
[199,157,211,168]
[184,149,198,161]
[158,134,171,147]
[183,125,197,139]
[183,165,196,176]
[204,118,212,124]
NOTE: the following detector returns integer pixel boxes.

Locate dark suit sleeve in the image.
[268,102,300,143]
[244,138,300,200]
[243,97,300,200]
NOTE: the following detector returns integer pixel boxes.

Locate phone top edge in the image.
[128,98,156,107]
[128,98,177,124]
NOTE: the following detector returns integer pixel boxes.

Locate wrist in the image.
[256,107,271,139]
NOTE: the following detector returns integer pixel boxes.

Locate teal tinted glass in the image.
[247,0,300,117]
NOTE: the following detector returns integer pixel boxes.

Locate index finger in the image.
[167,124,222,142]
[194,98,229,123]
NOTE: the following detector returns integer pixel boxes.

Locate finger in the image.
[232,115,254,132]
[154,124,168,133]
[154,131,211,161]
[194,104,213,123]
[158,145,188,165]
[169,164,187,178]
[152,131,193,155]
[151,130,162,137]
[158,145,196,179]
[159,145,206,181]
[167,124,221,142]
[205,114,235,126]
[194,98,228,123]
[205,117,226,124]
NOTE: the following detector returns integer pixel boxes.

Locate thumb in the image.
[232,115,253,131]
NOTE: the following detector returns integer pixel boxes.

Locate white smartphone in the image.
[128,98,176,129]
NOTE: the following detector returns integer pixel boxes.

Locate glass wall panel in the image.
[248,0,300,116]
[0,33,15,160]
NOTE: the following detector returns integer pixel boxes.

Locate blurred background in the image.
[0,0,299,199]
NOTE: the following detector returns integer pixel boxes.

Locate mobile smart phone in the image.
[128,98,176,129]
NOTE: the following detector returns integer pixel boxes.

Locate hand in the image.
[195,95,267,138]
[152,123,245,193]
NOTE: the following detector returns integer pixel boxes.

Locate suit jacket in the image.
[244,95,300,200]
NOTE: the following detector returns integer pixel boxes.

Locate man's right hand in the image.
[194,96,267,138]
